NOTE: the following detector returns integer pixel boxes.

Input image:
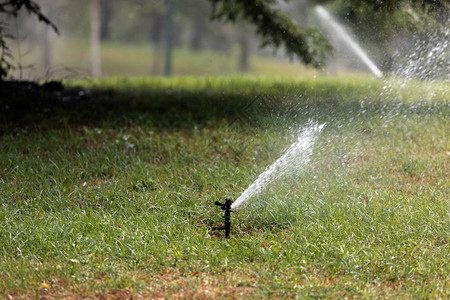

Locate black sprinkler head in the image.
[212,198,233,238]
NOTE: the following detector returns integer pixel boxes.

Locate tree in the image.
[237,22,252,72]
[1,0,448,79]
[90,0,102,77]
[100,0,113,41]
[317,0,448,72]
[0,0,57,80]
[208,0,332,68]
[208,0,448,70]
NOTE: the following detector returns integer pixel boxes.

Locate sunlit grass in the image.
[0,76,448,298]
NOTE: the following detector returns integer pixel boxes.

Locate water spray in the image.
[315,5,383,78]
[211,124,324,239]
[212,199,233,238]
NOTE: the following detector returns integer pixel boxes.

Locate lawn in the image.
[0,76,448,299]
[9,38,320,79]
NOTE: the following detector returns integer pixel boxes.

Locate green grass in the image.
[0,76,449,298]
[10,39,320,79]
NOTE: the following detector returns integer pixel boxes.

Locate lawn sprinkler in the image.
[212,199,233,238]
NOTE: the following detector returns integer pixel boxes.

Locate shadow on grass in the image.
[0,82,247,130]
[0,80,441,134]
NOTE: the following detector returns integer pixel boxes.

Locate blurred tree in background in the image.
[208,0,333,67]
[0,0,57,80]
[318,0,449,71]
[1,0,448,79]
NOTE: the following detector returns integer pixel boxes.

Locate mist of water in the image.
[315,5,383,78]
[231,14,448,211]
[381,27,449,103]
[393,29,449,81]
[231,122,325,210]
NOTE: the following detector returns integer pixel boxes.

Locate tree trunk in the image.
[100,0,112,41]
[42,24,51,71]
[190,17,204,52]
[238,24,251,72]
[39,1,52,72]
[90,0,102,77]
[150,11,165,75]
[164,0,174,76]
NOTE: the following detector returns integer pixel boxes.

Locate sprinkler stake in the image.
[212,199,233,238]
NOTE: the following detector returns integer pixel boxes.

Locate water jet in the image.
[231,123,324,210]
[315,5,383,78]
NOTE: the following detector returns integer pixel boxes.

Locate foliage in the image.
[323,0,449,34]
[0,22,13,79]
[208,0,333,67]
[305,0,449,72]
[207,0,448,70]
[0,0,57,80]
[1,0,448,77]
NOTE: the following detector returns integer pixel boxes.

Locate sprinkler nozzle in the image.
[212,198,233,238]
